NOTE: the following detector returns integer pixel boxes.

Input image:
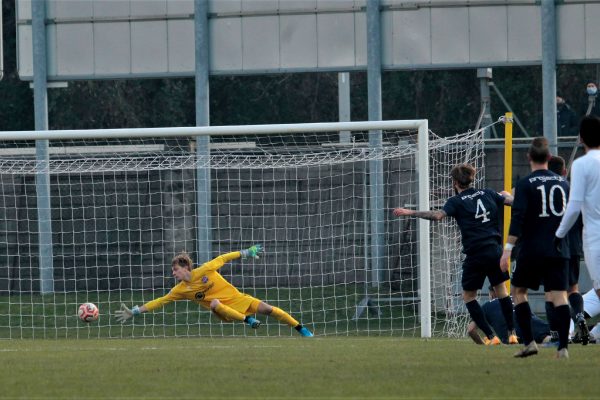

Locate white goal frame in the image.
[0,119,432,337]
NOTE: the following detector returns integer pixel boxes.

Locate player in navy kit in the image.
[500,137,571,359]
[394,163,516,345]
[547,155,589,345]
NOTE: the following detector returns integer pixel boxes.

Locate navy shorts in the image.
[512,257,569,292]
[462,245,509,292]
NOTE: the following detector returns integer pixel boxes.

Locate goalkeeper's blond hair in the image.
[172,252,193,271]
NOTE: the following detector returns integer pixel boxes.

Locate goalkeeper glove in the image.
[241,244,263,259]
[115,303,141,323]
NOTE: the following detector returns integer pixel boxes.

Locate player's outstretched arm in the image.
[115,303,147,323]
[240,244,263,259]
[392,208,446,221]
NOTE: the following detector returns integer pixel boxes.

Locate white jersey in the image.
[573,149,600,244]
[556,149,600,289]
[556,149,600,244]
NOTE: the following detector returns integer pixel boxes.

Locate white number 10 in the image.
[475,199,490,223]
[536,184,566,217]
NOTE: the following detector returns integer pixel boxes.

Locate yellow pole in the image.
[503,112,513,291]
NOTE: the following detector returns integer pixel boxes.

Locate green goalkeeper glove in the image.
[115,303,141,323]
[240,244,263,259]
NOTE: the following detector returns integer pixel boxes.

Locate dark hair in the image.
[450,163,476,189]
[171,252,193,272]
[548,155,566,176]
[579,116,600,148]
[528,137,550,163]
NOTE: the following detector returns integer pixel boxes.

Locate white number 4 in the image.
[475,199,490,223]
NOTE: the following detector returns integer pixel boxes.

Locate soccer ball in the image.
[78,302,99,322]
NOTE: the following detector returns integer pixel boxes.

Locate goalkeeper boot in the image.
[575,313,590,346]
[483,336,501,346]
[297,326,314,337]
[508,331,519,345]
[245,316,261,329]
[514,341,538,358]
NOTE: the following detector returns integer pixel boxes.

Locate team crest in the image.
[201,276,208,284]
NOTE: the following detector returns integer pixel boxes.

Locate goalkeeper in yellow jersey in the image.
[114,245,314,337]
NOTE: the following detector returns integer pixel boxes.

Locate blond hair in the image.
[171,252,193,272]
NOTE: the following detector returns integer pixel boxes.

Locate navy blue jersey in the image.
[509,170,570,260]
[442,188,505,255]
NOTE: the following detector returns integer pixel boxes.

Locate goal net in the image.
[0,121,484,339]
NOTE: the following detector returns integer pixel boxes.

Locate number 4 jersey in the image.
[443,187,505,256]
[509,169,570,260]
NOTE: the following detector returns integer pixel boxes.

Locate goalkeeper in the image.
[114,245,314,337]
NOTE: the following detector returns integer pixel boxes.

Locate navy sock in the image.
[465,300,494,339]
[498,296,515,331]
[545,301,557,332]
[569,292,584,320]
[515,302,534,345]
[554,304,571,350]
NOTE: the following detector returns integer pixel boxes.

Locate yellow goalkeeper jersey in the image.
[143,251,257,313]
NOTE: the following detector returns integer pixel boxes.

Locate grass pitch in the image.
[1,337,599,399]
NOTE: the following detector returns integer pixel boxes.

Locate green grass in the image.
[0,337,598,399]
[0,289,449,339]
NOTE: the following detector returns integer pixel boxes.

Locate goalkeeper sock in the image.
[515,302,534,345]
[214,303,245,322]
[498,295,515,331]
[465,300,494,339]
[269,306,299,327]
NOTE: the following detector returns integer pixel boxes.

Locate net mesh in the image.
[0,126,484,338]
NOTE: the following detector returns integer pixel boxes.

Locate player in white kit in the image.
[555,115,600,310]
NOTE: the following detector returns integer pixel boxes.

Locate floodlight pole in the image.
[541,0,558,154]
[195,0,212,261]
[32,0,54,294]
[367,0,384,289]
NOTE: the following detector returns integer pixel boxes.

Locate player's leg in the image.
[210,299,246,322]
[463,290,498,344]
[590,324,600,343]
[462,257,499,344]
[543,291,559,341]
[488,254,516,343]
[583,288,600,319]
[511,259,539,357]
[512,286,538,357]
[467,321,485,345]
[256,301,313,337]
[545,258,571,357]
[567,256,589,344]
[583,243,600,307]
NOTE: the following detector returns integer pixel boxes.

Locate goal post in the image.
[417,120,431,338]
[0,120,482,339]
